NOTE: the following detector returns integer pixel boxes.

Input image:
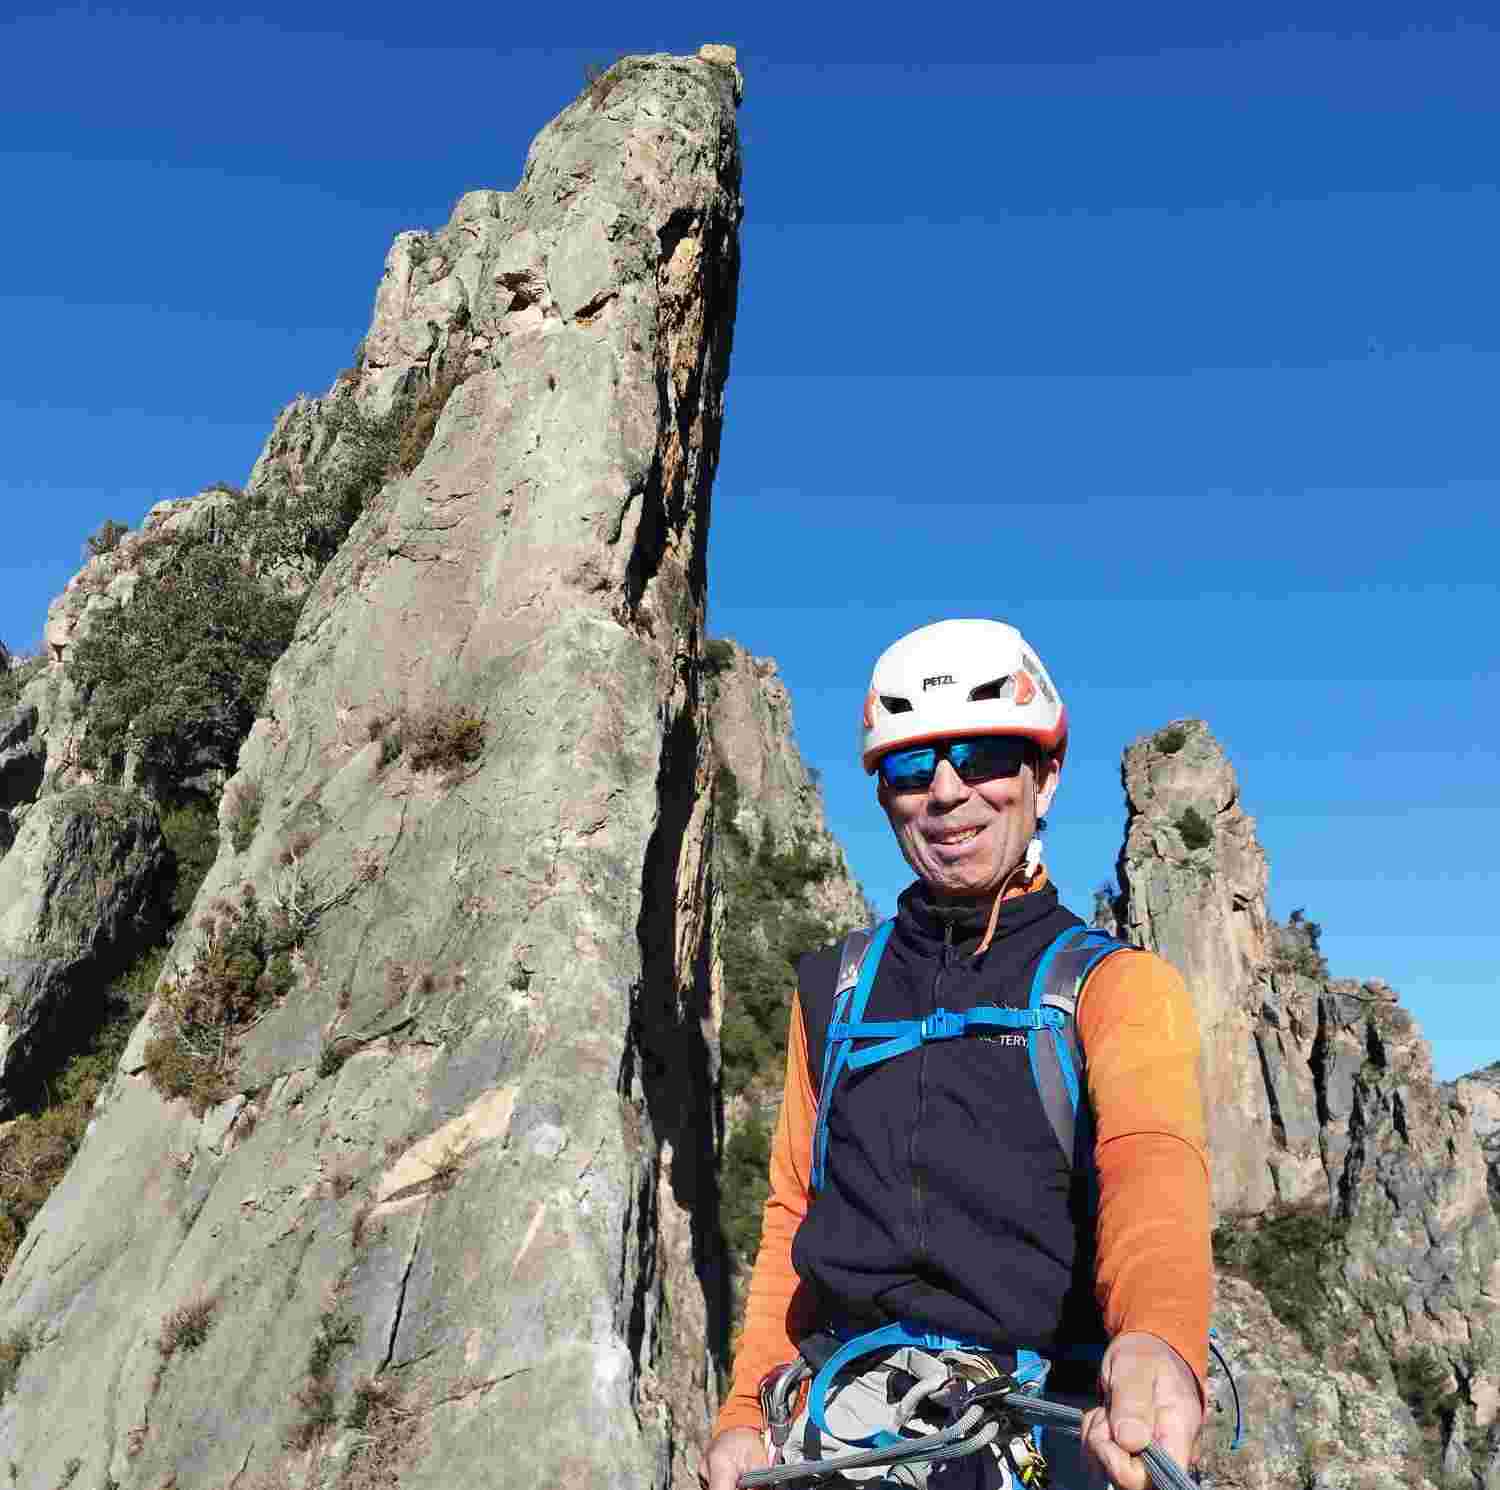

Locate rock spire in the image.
[0,48,742,1490]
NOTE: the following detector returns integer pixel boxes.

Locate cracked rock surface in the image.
[0,48,741,1490]
[1116,720,1500,1487]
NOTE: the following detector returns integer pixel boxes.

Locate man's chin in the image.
[925,866,997,898]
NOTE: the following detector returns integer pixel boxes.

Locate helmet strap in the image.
[973,835,1044,956]
[973,763,1047,956]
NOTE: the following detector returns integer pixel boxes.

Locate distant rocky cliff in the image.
[706,639,871,939]
[702,638,870,1292]
[1115,720,1499,1489]
[0,47,743,1490]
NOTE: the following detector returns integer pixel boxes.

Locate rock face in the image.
[1115,719,1278,1214]
[0,48,742,1490]
[1117,720,1500,1487]
[706,639,872,935]
[0,786,166,1110]
[0,703,43,825]
[1451,1062,1500,1216]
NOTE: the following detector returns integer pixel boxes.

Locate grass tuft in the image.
[0,1330,32,1403]
[157,1293,219,1360]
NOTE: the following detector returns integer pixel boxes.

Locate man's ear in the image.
[1034,752,1061,818]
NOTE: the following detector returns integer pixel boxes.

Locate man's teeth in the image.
[935,827,981,844]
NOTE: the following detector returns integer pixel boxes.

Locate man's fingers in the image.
[1105,1368,1157,1455]
[702,1427,768,1490]
[1082,1404,1149,1490]
[1152,1397,1201,1480]
[1088,1332,1206,1488]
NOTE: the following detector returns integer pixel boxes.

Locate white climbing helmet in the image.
[860,619,1068,774]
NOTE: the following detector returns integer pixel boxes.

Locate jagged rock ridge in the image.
[1116,719,1499,1489]
[706,638,872,937]
[0,46,742,1490]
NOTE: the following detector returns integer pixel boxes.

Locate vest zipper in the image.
[911,918,958,1258]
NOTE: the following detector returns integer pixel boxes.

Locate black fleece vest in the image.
[791,880,1107,1360]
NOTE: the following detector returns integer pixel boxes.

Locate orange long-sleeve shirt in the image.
[715,929,1211,1435]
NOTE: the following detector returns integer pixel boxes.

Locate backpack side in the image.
[1027,927,1137,1165]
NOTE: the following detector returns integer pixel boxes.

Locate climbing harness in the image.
[740,1343,1202,1490]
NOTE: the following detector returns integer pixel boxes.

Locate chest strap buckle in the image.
[921,1009,965,1041]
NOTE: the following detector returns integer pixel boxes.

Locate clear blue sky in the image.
[3,5,1496,1080]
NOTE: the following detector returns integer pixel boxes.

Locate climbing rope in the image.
[740,1372,1200,1490]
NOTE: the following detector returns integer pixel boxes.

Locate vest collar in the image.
[897,872,1060,956]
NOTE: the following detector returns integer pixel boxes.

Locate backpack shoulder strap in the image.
[1028,926,1136,1162]
[810,921,890,1192]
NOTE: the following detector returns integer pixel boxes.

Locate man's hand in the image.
[699,1427,768,1490]
[1080,1332,1203,1489]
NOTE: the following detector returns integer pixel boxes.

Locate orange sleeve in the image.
[713,993,821,1436]
[1077,950,1212,1400]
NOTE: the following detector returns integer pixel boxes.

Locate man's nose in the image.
[928,758,969,805]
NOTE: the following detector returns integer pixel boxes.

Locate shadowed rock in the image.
[0,786,166,1112]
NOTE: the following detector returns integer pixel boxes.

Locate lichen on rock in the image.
[0,48,742,1490]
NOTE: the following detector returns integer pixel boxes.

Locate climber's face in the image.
[878,743,1058,899]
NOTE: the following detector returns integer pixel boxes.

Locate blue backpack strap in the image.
[811,921,891,1193]
[1028,926,1135,1162]
[839,1004,1061,1072]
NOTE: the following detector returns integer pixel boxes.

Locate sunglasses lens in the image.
[879,746,937,791]
[948,737,1029,783]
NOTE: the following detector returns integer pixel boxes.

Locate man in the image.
[702,619,1211,1490]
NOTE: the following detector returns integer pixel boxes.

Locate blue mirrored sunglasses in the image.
[877,735,1032,793]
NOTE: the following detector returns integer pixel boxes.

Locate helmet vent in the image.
[967,677,1013,703]
[879,694,914,714]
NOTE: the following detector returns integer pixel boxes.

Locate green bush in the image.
[1213,1203,1345,1351]
[1154,724,1188,754]
[143,887,295,1114]
[66,375,464,797]
[1176,805,1213,851]
[0,1331,31,1404]
[721,1114,772,1275]
[0,649,44,714]
[69,541,301,788]
[1394,1347,1455,1430]
[703,638,737,677]
[84,518,129,558]
[712,759,861,1282]
[245,371,463,576]
[1272,909,1329,980]
[159,801,220,920]
[245,396,399,573]
[716,761,856,1098]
